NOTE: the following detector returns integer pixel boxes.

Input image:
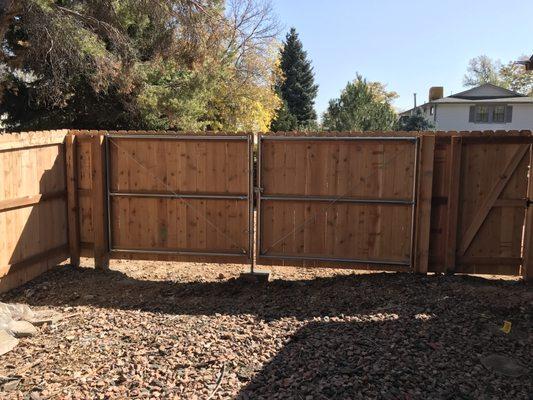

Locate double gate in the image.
[101,132,418,271]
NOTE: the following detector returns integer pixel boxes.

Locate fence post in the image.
[65,133,80,267]
[91,132,109,269]
[413,134,435,274]
[522,145,533,283]
[444,135,462,272]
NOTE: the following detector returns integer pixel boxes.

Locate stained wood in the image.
[413,136,435,273]
[91,134,109,269]
[65,134,80,267]
[0,245,68,278]
[258,137,417,268]
[105,135,250,258]
[0,191,66,212]
[458,144,529,256]
[444,136,462,272]
[521,146,533,282]
[0,133,69,293]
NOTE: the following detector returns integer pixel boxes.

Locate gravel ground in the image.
[0,259,531,399]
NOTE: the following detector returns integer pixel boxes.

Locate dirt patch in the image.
[0,259,531,399]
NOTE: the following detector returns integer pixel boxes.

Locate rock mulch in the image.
[0,259,531,399]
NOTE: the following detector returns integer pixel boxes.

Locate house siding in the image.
[433,103,533,131]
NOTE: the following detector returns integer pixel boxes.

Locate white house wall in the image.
[435,104,533,131]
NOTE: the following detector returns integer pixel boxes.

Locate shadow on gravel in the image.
[237,316,530,400]
[1,266,530,399]
[0,265,527,322]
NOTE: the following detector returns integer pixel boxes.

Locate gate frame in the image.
[104,133,254,261]
[255,134,420,269]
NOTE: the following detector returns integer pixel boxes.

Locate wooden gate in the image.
[255,133,419,270]
[430,135,532,275]
[105,133,253,264]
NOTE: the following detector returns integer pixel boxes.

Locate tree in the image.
[500,60,533,96]
[322,74,397,131]
[270,100,297,131]
[397,109,435,131]
[271,28,318,130]
[463,55,533,96]
[0,0,281,131]
[463,55,503,87]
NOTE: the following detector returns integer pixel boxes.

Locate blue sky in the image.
[270,0,533,115]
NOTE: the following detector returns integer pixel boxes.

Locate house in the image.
[399,83,533,131]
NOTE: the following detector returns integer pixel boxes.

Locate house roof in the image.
[448,83,526,100]
[432,96,533,104]
[431,83,533,105]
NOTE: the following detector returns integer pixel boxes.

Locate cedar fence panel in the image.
[105,132,252,264]
[0,130,69,293]
[256,133,418,270]
[428,133,532,276]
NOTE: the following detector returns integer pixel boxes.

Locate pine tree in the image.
[272,28,318,130]
[270,100,298,131]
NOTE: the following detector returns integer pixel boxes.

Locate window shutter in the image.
[469,106,476,122]
[505,106,513,123]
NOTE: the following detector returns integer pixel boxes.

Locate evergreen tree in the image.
[397,109,435,131]
[272,28,318,130]
[322,75,397,131]
[270,100,298,131]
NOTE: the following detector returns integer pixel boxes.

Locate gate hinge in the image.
[254,187,264,194]
[527,199,533,207]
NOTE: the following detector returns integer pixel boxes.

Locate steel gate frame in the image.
[255,135,420,268]
[104,133,254,261]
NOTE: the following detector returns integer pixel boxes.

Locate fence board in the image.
[0,132,69,293]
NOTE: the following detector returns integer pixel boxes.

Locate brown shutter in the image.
[469,106,476,122]
[505,106,513,123]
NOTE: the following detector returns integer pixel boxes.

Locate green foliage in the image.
[500,61,533,96]
[272,28,318,130]
[0,0,281,131]
[464,55,533,96]
[270,100,297,131]
[322,74,397,131]
[463,55,502,87]
[397,109,435,131]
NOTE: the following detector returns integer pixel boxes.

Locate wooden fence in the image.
[0,131,70,293]
[0,130,531,293]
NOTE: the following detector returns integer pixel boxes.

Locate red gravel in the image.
[0,259,531,399]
